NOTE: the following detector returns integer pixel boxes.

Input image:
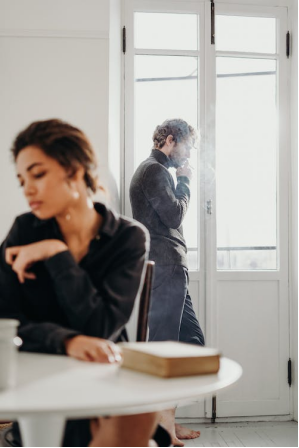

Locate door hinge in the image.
[211,395,217,423]
[288,358,292,386]
[211,0,215,45]
[122,26,126,54]
[286,31,290,58]
[207,199,212,215]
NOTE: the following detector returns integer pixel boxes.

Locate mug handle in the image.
[13,336,23,348]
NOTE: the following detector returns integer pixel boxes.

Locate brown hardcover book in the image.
[119,341,221,378]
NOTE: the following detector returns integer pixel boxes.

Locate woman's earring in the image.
[71,183,80,200]
[73,190,80,200]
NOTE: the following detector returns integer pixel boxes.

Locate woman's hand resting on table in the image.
[5,240,67,283]
[65,335,123,363]
[6,241,123,365]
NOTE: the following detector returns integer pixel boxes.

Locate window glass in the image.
[135,12,198,50]
[216,16,276,53]
[135,55,199,269]
[216,57,277,270]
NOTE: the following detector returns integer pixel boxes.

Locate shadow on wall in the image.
[94,166,120,213]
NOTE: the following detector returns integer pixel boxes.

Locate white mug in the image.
[0,319,21,390]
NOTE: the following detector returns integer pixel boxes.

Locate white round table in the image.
[0,353,242,446]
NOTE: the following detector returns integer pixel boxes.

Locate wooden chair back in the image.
[136,261,155,342]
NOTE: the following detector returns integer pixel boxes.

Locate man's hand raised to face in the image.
[176,161,193,180]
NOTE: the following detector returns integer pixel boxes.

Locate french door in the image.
[124,0,291,418]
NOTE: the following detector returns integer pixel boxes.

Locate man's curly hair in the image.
[152,118,197,150]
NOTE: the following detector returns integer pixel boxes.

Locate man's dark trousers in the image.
[148,265,205,345]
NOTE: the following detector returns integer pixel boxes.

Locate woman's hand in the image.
[5,239,67,283]
[64,335,123,363]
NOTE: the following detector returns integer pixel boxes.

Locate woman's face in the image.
[16,145,77,220]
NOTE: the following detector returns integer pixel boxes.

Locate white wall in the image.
[290,0,298,422]
[0,0,122,240]
[0,0,110,32]
[108,0,122,212]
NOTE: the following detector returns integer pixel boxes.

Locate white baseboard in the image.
[176,415,293,424]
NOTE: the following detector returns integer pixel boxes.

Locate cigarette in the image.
[185,161,194,169]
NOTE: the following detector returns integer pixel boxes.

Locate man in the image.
[130,118,205,446]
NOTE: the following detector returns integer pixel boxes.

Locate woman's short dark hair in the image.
[11,119,98,193]
[152,118,197,150]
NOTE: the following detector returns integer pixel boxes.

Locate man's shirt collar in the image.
[151,149,172,169]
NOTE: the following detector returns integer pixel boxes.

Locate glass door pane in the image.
[216,57,277,270]
[216,16,276,53]
[135,12,198,50]
[135,55,199,269]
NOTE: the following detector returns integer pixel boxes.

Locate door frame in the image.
[122,0,292,419]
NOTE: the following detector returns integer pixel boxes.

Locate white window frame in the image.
[209,2,291,418]
[205,1,290,334]
[123,2,207,419]
[123,0,206,273]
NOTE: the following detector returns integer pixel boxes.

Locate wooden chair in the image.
[136,261,155,342]
[0,422,12,430]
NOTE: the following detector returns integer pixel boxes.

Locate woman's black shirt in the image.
[0,202,149,353]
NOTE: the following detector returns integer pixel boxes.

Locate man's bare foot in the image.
[159,409,184,447]
[175,423,201,440]
[172,436,185,447]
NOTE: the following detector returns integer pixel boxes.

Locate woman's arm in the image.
[0,265,123,362]
[1,217,148,349]
[44,224,148,341]
[0,219,79,354]
[0,268,80,354]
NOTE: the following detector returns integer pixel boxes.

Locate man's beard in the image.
[169,155,184,169]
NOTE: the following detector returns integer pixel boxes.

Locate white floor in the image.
[179,421,298,447]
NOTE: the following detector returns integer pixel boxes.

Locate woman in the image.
[0,119,166,447]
